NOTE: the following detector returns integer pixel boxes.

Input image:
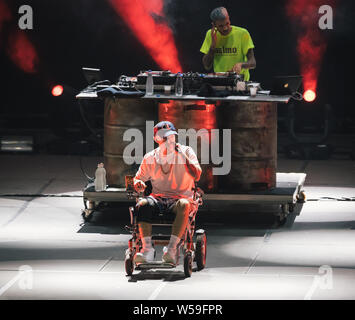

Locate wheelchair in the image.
[124,175,206,278]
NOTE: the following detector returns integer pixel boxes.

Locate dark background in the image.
[1,0,354,155]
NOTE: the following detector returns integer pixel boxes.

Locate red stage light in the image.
[286,0,337,99]
[52,85,63,97]
[109,0,182,73]
[303,89,316,102]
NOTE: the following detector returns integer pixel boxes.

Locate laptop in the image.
[82,67,104,85]
[270,75,303,95]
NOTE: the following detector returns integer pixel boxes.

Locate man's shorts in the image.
[136,196,179,223]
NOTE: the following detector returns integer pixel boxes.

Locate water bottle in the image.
[95,163,106,191]
[175,73,183,96]
[146,70,154,96]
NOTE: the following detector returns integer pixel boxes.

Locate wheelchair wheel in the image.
[184,252,193,278]
[195,233,207,270]
[125,255,134,276]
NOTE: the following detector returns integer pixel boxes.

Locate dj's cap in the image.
[154,121,178,140]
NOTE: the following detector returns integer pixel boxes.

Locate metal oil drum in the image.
[104,97,157,186]
[158,100,218,193]
[218,101,277,192]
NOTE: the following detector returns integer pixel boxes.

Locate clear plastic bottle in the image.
[175,72,183,96]
[146,70,154,96]
[94,163,106,191]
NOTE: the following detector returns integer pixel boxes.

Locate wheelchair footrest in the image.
[135,262,176,270]
[151,234,170,244]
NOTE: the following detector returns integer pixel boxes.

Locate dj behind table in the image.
[76,70,306,227]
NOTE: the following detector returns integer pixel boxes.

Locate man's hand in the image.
[175,144,182,154]
[134,179,146,193]
[231,62,243,74]
[175,144,202,181]
[211,23,217,49]
[229,50,257,74]
[229,49,256,74]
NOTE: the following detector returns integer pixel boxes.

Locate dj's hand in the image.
[134,180,146,193]
[232,63,244,74]
[211,23,217,49]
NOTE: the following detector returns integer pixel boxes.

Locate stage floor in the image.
[0,154,354,300]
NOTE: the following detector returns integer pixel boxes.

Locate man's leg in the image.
[163,199,190,264]
[137,199,152,243]
[134,198,155,263]
[172,198,190,238]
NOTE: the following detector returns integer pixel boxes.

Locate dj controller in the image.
[81,68,301,99]
[117,70,261,96]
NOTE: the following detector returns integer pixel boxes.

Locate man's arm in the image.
[184,156,202,181]
[176,145,202,181]
[134,156,149,192]
[202,24,218,71]
[243,48,256,70]
[231,49,256,73]
[202,48,215,71]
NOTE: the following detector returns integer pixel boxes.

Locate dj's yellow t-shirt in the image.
[200,26,255,81]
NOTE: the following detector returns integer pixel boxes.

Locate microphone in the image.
[175,144,182,153]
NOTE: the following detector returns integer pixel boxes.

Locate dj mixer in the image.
[118,70,260,95]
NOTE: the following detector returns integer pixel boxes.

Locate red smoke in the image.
[297,31,326,93]
[7,30,38,73]
[0,0,12,41]
[286,0,336,95]
[0,0,11,22]
[0,0,39,73]
[109,0,182,73]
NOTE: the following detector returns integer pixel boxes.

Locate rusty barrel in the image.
[218,101,277,192]
[158,101,217,193]
[104,97,157,187]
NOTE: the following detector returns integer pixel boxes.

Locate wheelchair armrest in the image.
[196,187,204,196]
[129,206,135,225]
[192,185,204,203]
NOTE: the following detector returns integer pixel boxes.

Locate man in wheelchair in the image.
[133,121,202,265]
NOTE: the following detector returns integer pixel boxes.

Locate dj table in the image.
[76,89,291,103]
[76,71,306,226]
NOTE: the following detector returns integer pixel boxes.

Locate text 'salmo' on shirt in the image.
[200,25,255,81]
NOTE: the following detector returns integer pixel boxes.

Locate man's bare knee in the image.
[176,199,190,212]
[137,198,148,207]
